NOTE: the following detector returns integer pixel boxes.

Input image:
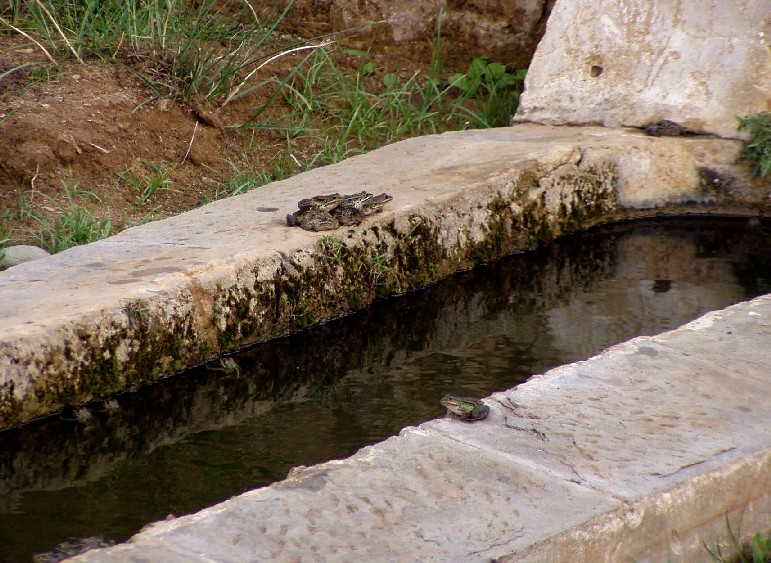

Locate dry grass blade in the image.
[222,39,335,107]
[31,0,82,63]
[0,15,57,64]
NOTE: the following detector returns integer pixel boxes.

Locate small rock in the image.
[0,245,51,271]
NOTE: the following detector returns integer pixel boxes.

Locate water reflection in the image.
[1,218,769,561]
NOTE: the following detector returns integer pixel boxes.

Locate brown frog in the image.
[361,192,393,215]
[643,120,703,137]
[286,193,345,231]
[331,191,372,226]
[287,191,393,231]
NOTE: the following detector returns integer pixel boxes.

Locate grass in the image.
[256,48,522,171]
[0,3,526,254]
[116,162,177,208]
[704,517,771,563]
[210,158,286,199]
[0,218,9,264]
[17,181,112,253]
[123,297,149,328]
[738,112,771,179]
[3,0,299,103]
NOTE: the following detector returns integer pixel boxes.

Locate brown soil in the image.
[0,34,458,248]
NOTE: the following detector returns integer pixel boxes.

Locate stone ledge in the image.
[0,124,767,427]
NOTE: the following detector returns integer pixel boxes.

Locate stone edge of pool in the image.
[1,124,768,429]
[68,292,771,562]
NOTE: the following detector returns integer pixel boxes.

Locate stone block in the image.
[516,0,771,138]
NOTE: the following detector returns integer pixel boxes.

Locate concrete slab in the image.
[72,432,618,562]
[1,124,766,427]
[71,294,771,562]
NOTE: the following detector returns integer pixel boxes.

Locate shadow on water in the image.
[1,217,770,561]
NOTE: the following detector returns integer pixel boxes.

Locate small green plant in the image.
[738,112,771,179]
[449,57,526,128]
[366,248,394,291]
[213,160,275,198]
[0,212,11,264]
[25,181,112,253]
[123,298,149,328]
[318,235,346,265]
[703,513,771,563]
[259,45,465,170]
[116,162,176,208]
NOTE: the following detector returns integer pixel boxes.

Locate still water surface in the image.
[1,217,769,561]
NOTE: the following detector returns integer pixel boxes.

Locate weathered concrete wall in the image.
[0,125,766,429]
[267,0,550,69]
[515,0,771,137]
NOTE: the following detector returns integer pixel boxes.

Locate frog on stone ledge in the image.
[286,191,393,231]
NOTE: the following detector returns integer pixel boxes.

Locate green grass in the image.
[1,3,526,253]
[449,56,526,128]
[116,162,177,208]
[3,0,299,103]
[738,112,771,179]
[701,514,771,563]
[255,48,524,171]
[0,216,10,264]
[707,531,771,562]
[17,181,112,253]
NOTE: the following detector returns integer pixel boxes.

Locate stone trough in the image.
[0,125,765,428]
[2,0,770,558]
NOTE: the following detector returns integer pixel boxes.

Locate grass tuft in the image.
[738,112,771,179]
[18,181,112,253]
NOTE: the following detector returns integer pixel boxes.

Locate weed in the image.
[258,45,463,169]
[213,161,274,198]
[703,514,771,563]
[116,162,176,208]
[318,235,346,265]
[737,112,771,179]
[0,210,11,254]
[449,57,526,128]
[24,181,112,253]
[7,0,305,104]
[367,248,393,288]
[123,298,148,328]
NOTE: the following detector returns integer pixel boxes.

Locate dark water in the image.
[1,217,770,561]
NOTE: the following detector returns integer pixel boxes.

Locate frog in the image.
[361,192,393,216]
[287,191,393,231]
[331,191,372,226]
[286,207,339,231]
[287,193,345,230]
[297,193,345,210]
[440,394,490,421]
[643,120,703,137]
